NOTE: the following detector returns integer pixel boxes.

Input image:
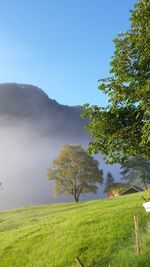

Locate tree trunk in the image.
[74,194,79,203]
[74,197,79,203]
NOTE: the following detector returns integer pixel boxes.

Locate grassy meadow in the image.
[0,193,150,267]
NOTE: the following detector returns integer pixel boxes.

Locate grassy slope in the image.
[0,193,150,267]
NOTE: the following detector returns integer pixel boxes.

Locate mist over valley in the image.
[0,83,120,209]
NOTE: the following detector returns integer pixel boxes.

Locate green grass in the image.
[0,193,150,267]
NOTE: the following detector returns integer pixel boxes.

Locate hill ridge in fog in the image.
[0,83,89,209]
[0,83,85,138]
[0,83,119,210]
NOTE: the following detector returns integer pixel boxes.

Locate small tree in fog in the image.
[104,172,115,192]
[47,145,103,202]
[104,172,114,186]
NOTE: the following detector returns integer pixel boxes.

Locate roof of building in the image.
[119,185,143,195]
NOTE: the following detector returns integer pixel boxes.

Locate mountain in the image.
[0,83,120,210]
[0,83,85,138]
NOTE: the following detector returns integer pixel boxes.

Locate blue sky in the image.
[0,0,136,106]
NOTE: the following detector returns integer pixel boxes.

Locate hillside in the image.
[0,83,85,137]
[0,83,120,210]
[0,193,150,267]
[0,83,88,210]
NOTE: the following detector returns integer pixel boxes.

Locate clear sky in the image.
[0,0,136,106]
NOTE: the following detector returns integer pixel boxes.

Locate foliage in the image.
[82,0,150,164]
[0,194,150,267]
[121,156,150,188]
[47,144,103,202]
[104,171,114,193]
[104,171,114,186]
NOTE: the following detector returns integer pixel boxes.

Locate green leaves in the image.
[47,145,103,202]
[120,156,150,188]
[82,0,150,164]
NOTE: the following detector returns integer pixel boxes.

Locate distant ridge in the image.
[0,83,86,138]
[0,83,89,209]
[0,83,119,210]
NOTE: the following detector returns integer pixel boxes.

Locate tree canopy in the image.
[47,145,103,202]
[82,0,150,164]
[120,156,150,188]
[104,172,115,194]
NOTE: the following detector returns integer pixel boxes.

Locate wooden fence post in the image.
[75,257,85,267]
[134,215,141,254]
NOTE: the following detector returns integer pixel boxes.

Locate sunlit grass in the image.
[0,193,150,267]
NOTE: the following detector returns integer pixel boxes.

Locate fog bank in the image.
[0,83,120,210]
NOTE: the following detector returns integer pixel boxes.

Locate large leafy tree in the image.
[47,145,103,202]
[120,157,150,188]
[82,0,150,164]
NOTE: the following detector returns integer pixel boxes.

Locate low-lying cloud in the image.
[0,83,120,210]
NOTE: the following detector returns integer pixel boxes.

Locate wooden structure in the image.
[119,185,143,195]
